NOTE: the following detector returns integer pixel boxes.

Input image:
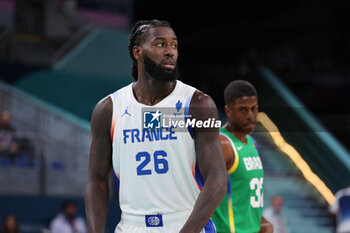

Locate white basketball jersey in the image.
[109,80,202,215]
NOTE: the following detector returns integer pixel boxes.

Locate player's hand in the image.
[259,222,273,233]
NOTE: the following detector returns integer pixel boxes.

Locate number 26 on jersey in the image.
[136,150,169,175]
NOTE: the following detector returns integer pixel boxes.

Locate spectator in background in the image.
[0,110,19,164]
[263,195,290,233]
[329,182,350,233]
[50,201,87,233]
[1,215,20,233]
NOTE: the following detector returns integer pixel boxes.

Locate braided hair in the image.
[128,19,172,80]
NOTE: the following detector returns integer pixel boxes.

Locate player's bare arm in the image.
[180,91,227,233]
[259,216,273,233]
[220,134,235,170]
[85,96,113,233]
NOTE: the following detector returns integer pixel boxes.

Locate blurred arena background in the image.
[0,0,349,232]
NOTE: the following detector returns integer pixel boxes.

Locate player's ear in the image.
[224,105,231,117]
[133,46,142,60]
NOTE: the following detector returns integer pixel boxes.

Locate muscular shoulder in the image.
[220,134,235,170]
[190,90,216,109]
[189,90,218,121]
[91,96,113,135]
[220,134,232,153]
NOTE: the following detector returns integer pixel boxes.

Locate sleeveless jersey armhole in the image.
[184,90,196,138]
[220,132,239,175]
[109,92,117,141]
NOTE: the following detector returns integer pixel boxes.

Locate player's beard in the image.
[143,55,179,82]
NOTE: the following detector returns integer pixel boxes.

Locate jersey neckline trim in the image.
[128,80,181,107]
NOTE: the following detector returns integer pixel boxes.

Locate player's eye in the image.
[240,107,247,113]
[171,44,177,49]
[155,43,163,47]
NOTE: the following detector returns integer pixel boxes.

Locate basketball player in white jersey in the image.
[85,20,227,233]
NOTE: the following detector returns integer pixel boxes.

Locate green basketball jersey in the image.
[212,128,264,233]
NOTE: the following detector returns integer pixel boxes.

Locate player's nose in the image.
[247,110,254,120]
[164,44,175,57]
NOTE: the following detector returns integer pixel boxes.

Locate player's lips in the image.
[161,59,176,70]
[244,122,256,128]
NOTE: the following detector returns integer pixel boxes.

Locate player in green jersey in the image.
[212,80,273,233]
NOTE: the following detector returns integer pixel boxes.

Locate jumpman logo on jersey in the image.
[122,106,131,117]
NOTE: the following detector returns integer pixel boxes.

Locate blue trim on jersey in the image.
[195,161,216,233]
[204,218,216,233]
[339,195,350,223]
[250,136,259,153]
[195,159,204,189]
[112,170,120,193]
[226,172,232,196]
[184,93,194,138]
